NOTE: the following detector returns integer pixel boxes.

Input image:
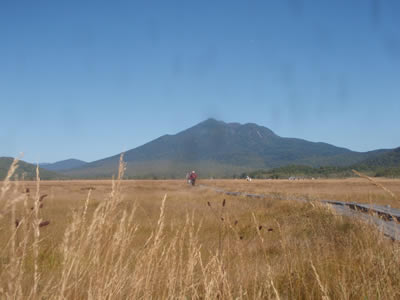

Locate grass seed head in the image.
[39,220,50,228]
[39,194,48,202]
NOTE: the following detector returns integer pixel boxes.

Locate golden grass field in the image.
[205,177,400,208]
[1,161,400,299]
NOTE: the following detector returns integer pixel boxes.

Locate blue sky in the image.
[1,0,399,163]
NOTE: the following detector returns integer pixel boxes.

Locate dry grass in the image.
[205,177,400,208]
[1,163,400,299]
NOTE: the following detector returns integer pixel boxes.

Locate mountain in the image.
[62,119,391,178]
[0,157,66,180]
[354,147,400,177]
[354,147,400,169]
[248,148,400,179]
[40,159,87,172]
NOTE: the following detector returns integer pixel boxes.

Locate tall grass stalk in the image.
[1,157,400,298]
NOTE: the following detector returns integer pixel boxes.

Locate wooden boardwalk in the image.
[199,184,400,241]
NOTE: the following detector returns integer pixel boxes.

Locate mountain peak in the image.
[197,118,225,126]
[40,159,87,172]
[194,118,276,137]
[60,119,391,178]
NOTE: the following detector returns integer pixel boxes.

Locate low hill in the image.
[0,157,66,180]
[40,159,87,171]
[247,148,400,179]
[62,119,390,178]
[354,147,400,169]
[355,147,400,177]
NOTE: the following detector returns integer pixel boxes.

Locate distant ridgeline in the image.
[243,148,400,179]
[56,119,399,179]
[1,119,399,180]
[0,157,66,180]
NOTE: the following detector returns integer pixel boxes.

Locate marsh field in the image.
[1,170,400,299]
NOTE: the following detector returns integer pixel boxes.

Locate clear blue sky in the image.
[1,0,399,163]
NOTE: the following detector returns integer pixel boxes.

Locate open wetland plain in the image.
[1,178,400,299]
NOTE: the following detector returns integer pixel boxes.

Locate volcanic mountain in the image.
[61,119,389,178]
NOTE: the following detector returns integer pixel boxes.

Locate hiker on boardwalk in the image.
[189,171,198,186]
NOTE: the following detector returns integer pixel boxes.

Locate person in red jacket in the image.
[189,171,198,186]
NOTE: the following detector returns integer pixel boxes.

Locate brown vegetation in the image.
[1,159,400,298]
[205,177,400,208]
